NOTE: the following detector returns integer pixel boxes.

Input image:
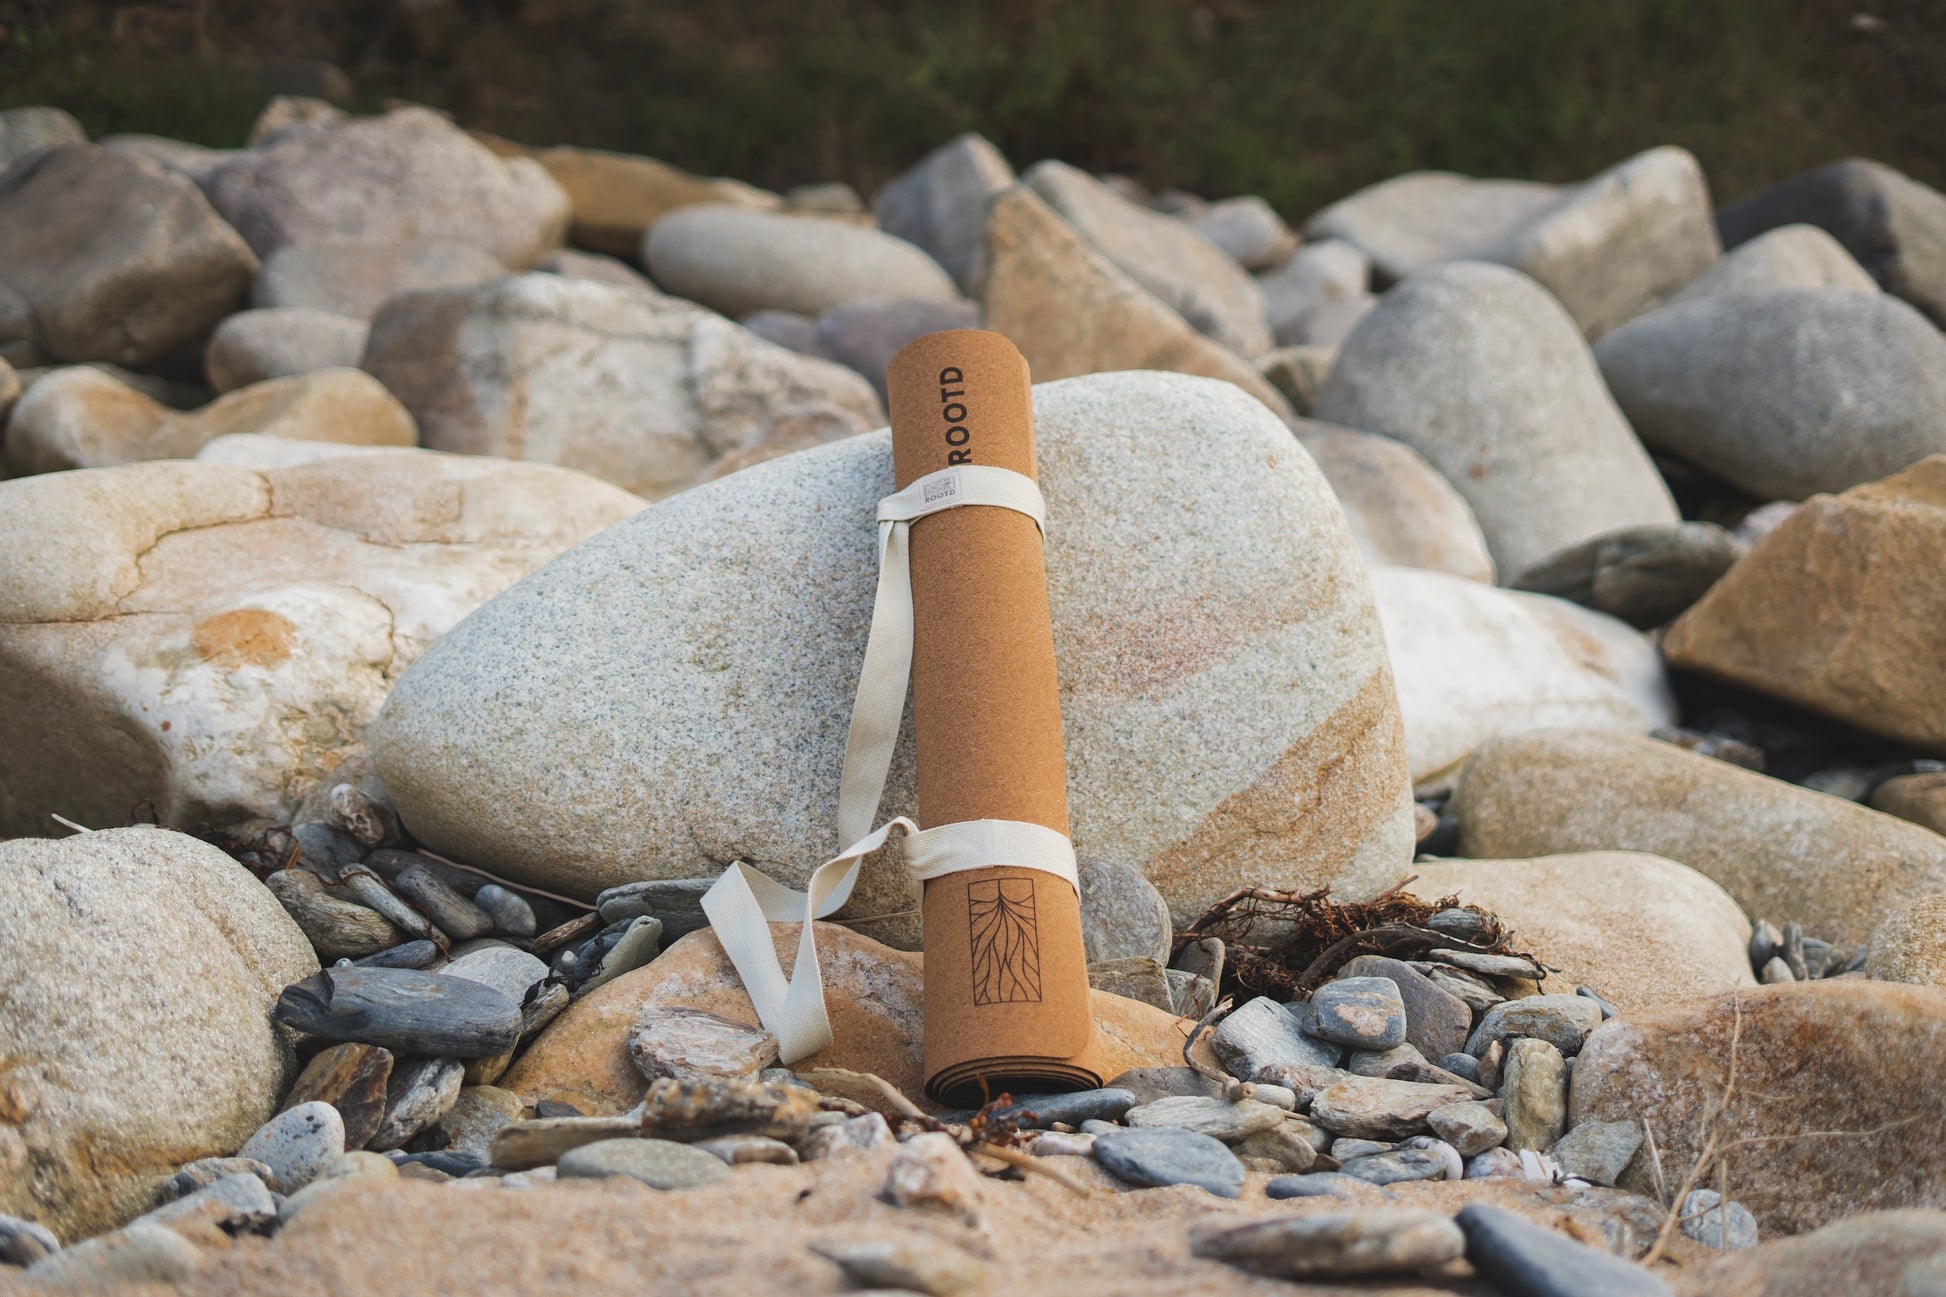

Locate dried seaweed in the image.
[1174,878,1541,1001]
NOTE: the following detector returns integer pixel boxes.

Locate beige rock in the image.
[253,240,506,321]
[0,828,317,1240]
[1662,457,1946,751]
[1865,894,1946,987]
[1294,421,1494,582]
[1405,852,1754,1011]
[533,146,779,258]
[1873,772,1946,835]
[1024,160,1272,357]
[205,308,369,392]
[1304,171,1561,283]
[1374,569,1674,783]
[1255,344,1332,416]
[977,186,1292,415]
[1571,982,1946,1235]
[1500,1038,1566,1153]
[1669,223,1879,305]
[361,273,883,499]
[205,107,569,267]
[502,923,1200,1116]
[5,366,414,475]
[1455,730,1946,945]
[1675,1210,1946,1297]
[0,454,643,837]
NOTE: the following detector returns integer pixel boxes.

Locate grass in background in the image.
[1,0,1941,217]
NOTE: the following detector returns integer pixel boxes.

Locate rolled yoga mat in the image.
[884,329,1103,1106]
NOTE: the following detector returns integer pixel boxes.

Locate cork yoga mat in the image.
[884,329,1103,1106]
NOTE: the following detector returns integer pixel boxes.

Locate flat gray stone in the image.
[1336,1146,1458,1186]
[1307,978,1407,1050]
[989,1088,1136,1129]
[1190,1208,1465,1279]
[1511,522,1745,630]
[1122,1095,1285,1143]
[1337,955,1474,1060]
[1091,1125,1244,1199]
[1307,1075,1475,1141]
[1466,995,1605,1059]
[1213,996,1343,1083]
[1427,1101,1507,1157]
[134,1172,275,1231]
[1456,1204,1672,1296]
[1593,288,1946,500]
[556,1137,730,1189]
[1103,1067,1225,1105]
[1264,1172,1389,1201]
[1551,1119,1642,1187]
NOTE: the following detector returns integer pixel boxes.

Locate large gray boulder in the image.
[644,206,958,319]
[1024,160,1272,357]
[205,107,569,267]
[1593,288,1946,500]
[1716,158,1946,326]
[1669,223,1878,305]
[1314,261,1678,576]
[371,372,1417,926]
[361,274,885,499]
[872,133,1017,295]
[0,145,258,367]
[0,827,317,1241]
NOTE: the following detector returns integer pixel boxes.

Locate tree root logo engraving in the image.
[967,877,1043,1005]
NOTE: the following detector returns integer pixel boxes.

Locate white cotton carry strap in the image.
[701,464,1077,1063]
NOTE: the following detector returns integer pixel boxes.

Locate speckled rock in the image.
[1571,982,1946,1234]
[1315,261,1678,576]
[371,370,1412,919]
[252,239,504,320]
[1501,1039,1566,1153]
[0,828,317,1239]
[872,132,1017,294]
[205,308,369,392]
[362,273,882,499]
[237,1101,345,1193]
[1307,978,1407,1050]
[1593,290,1946,500]
[530,145,778,259]
[1024,160,1271,356]
[500,923,1194,1115]
[1677,1209,1946,1297]
[0,453,644,838]
[1465,996,1604,1058]
[627,1007,779,1083]
[1374,567,1673,782]
[975,187,1292,414]
[1211,996,1343,1082]
[1661,458,1946,752]
[1293,421,1495,582]
[646,205,956,318]
[1190,1208,1464,1278]
[1405,852,1754,1011]
[1669,224,1878,304]
[1307,1075,1476,1141]
[1715,157,1946,325]
[0,144,258,367]
[205,107,568,266]
[1550,1119,1642,1187]
[1452,730,1946,946]
[1078,856,1172,966]
[1865,895,1946,987]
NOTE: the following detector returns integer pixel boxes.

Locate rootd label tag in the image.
[922,471,961,507]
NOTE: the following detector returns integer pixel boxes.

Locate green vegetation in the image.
[3,0,1940,216]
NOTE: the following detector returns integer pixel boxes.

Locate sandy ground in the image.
[0,1151,1725,1296]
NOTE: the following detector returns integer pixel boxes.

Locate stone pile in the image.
[2,94,1945,1296]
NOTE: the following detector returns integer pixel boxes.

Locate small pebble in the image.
[1122,1095,1284,1142]
[1092,1126,1245,1199]
[1549,1119,1643,1187]
[369,1058,465,1151]
[989,1087,1136,1128]
[1330,1138,1395,1161]
[557,1138,731,1190]
[799,1112,894,1161]
[1464,1147,1525,1179]
[1502,1039,1567,1152]
[395,1150,485,1176]
[1211,996,1342,1079]
[628,1006,779,1084]
[1456,1204,1673,1296]
[1336,1145,1459,1185]
[1466,995,1604,1058]
[1078,1119,1119,1136]
[696,1135,799,1165]
[1190,1208,1465,1279]
[237,1100,345,1193]
[136,1172,277,1233]
[1427,1101,1508,1157]
[473,883,537,937]
[883,1132,984,1223]
[393,861,494,940]
[1306,978,1407,1050]
[1680,1188,1760,1251]
[1263,1172,1387,1201]
[1575,985,1621,1020]
[1436,1053,1482,1084]
[1029,1131,1095,1157]
[1761,956,1797,984]
[280,1042,394,1150]
[353,940,442,969]
[1429,950,1544,980]
[161,1156,275,1202]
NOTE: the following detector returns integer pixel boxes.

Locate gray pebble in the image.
[1122,1095,1285,1143]
[1307,978,1407,1050]
[1550,1119,1643,1187]
[989,1088,1135,1129]
[1190,1208,1465,1279]
[1263,1172,1387,1201]
[1212,996,1343,1080]
[473,884,537,937]
[1465,1147,1525,1179]
[368,1058,465,1151]
[575,915,662,996]
[1349,1042,1427,1077]
[1456,1204,1672,1296]
[558,1138,731,1189]
[1336,1145,1457,1185]
[441,945,549,1004]
[0,1213,60,1266]
[162,1156,275,1201]
[1680,1189,1759,1251]
[798,1112,894,1161]
[274,966,523,1057]
[1466,995,1604,1058]
[1330,1138,1396,1161]
[1078,1119,1120,1136]
[1761,956,1797,984]
[595,879,711,941]
[695,1135,799,1166]
[135,1172,275,1232]
[353,940,443,969]
[393,862,494,941]
[1575,985,1622,1020]
[1430,950,1544,981]
[1437,1053,1482,1084]
[237,1101,344,1192]
[1092,1126,1245,1198]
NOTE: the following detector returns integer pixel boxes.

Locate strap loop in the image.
[701,464,1068,1064]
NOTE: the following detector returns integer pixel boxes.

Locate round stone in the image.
[236,1101,345,1194]
[556,1138,730,1190]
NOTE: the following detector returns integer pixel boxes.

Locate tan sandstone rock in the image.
[1662,456,1946,752]
[1405,852,1754,1010]
[501,924,1194,1115]
[0,827,317,1240]
[1571,982,1946,1235]
[1865,894,1946,987]
[976,186,1292,415]
[1872,772,1946,836]
[1453,730,1946,944]
[0,454,644,838]
[532,146,779,258]
[1675,1209,1946,1297]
